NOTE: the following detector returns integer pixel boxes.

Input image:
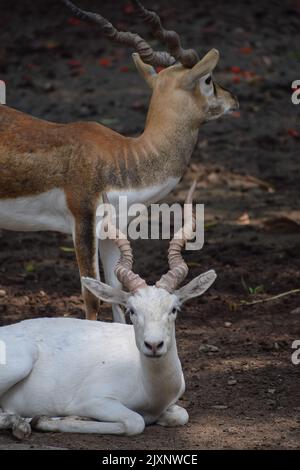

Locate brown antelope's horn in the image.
[62,0,176,67]
[132,0,199,68]
[156,181,197,292]
[102,193,147,293]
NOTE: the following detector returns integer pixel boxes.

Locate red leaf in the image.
[120,66,129,73]
[67,17,82,26]
[99,57,112,67]
[241,70,256,79]
[67,59,82,67]
[123,3,135,14]
[239,46,253,55]
[202,25,216,33]
[287,128,300,138]
[232,76,241,84]
[27,63,39,70]
[231,66,242,74]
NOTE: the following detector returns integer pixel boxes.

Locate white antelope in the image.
[0,187,216,438]
[0,0,238,322]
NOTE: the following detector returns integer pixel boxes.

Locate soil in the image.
[0,0,300,450]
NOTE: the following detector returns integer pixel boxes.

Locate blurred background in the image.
[0,0,300,450]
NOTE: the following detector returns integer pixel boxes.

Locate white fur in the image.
[0,189,73,233]
[0,272,216,436]
[0,178,179,234]
[0,316,185,436]
[106,177,180,208]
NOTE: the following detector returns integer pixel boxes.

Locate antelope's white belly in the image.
[0,188,73,233]
[0,178,180,234]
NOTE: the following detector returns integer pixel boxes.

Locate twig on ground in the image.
[240,289,300,306]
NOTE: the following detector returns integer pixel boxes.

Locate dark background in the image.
[0,0,300,449]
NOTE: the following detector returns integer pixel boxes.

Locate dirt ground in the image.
[0,0,300,450]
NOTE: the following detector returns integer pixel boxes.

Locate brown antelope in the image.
[0,0,238,322]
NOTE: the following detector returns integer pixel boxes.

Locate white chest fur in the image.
[106,177,180,208]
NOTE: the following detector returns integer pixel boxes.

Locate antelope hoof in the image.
[157,405,189,427]
[12,419,31,440]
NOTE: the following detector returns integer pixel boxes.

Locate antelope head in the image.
[83,183,216,358]
[62,0,238,125]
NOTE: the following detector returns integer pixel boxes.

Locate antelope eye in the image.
[205,75,212,85]
[170,307,177,315]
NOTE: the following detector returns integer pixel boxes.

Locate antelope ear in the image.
[181,49,220,89]
[132,53,157,88]
[82,277,130,306]
[175,270,217,304]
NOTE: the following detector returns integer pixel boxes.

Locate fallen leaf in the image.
[123,3,135,14]
[67,59,82,67]
[237,212,250,225]
[199,344,219,353]
[202,25,217,33]
[26,63,39,70]
[67,17,82,26]
[226,301,239,312]
[60,246,75,253]
[291,307,300,314]
[99,57,112,67]
[227,378,237,386]
[287,128,299,138]
[241,70,256,79]
[100,118,120,126]
[45,41,61,50]
[131,100,145,110]
[239,46,253,55]
[262,55,272,67]
[187,262,202,268]
[231,66,242,74]
[119,66,129,73]
[25,262,35,273]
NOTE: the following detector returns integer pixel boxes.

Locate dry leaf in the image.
[237,212,250,225]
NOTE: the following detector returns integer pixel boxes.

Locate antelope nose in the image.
[144,341,164,354]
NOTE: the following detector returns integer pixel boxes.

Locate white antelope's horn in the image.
[102,193,147,293]
[156,181,197,292]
